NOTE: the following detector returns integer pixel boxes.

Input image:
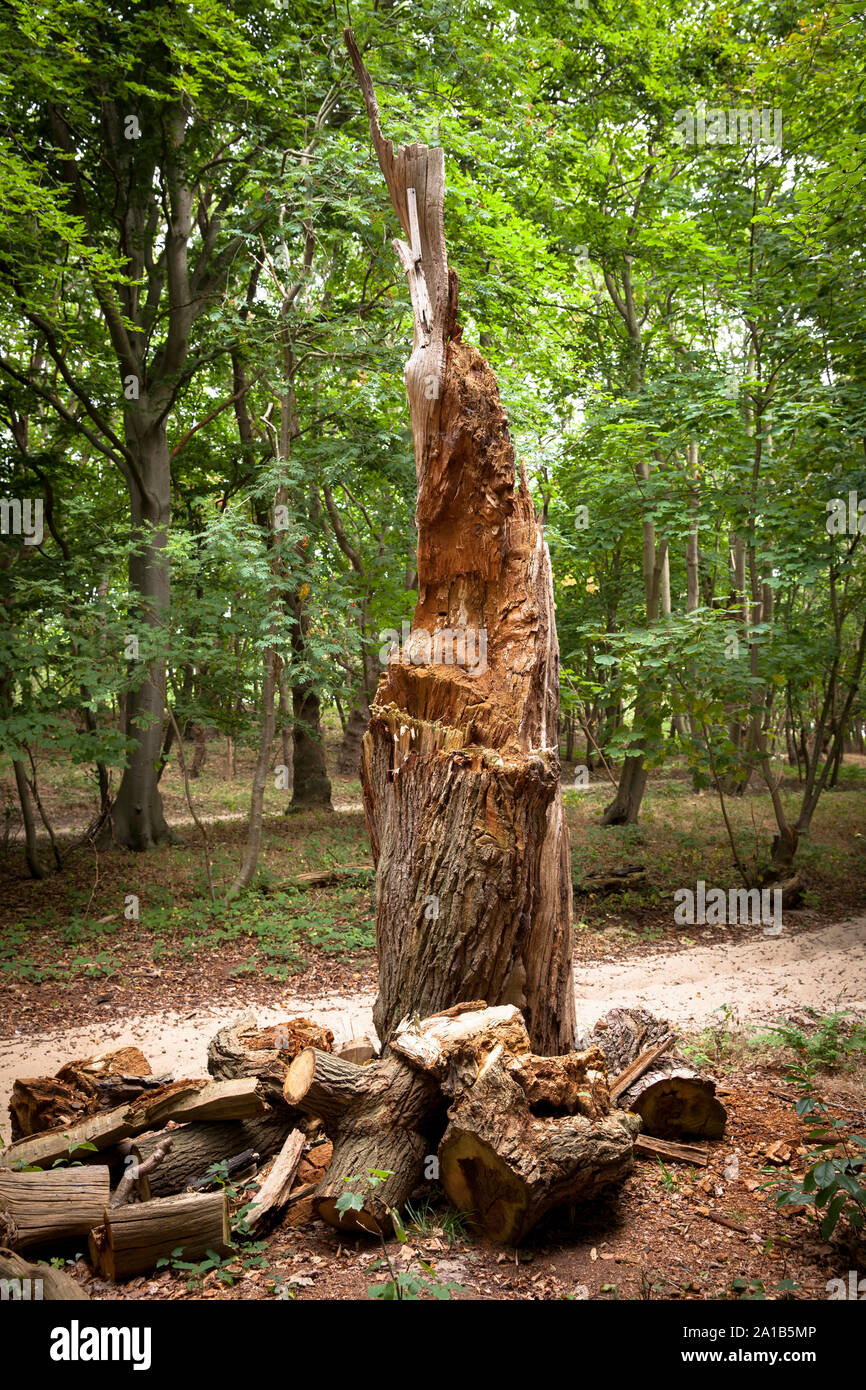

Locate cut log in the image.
[590,1007,727,1141]
[346,31,576,1055]
[438,1054,639,1244]
[1,1106,140,1171]
[0,1166,110,1249]
[131,1114,294,1198]
[0,1248,90,1300]
[88,1191,230,1281]
[336,1036,378,1064]
[285,1046,442,1233]
[242,1130,305,1233]
[208,1014,333,1105]
[141,1077,267,1125]
[2,1078,269,1171]
[634,1135,710,1167]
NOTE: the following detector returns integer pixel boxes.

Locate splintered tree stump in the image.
[0,1167,111,1249]
[131,1114,294,1198]
[346,32,575,1055]
[284,1047,442,1233]
[438,1062,640,1245]
[88,1191,230,1280]
[591,1007,727,1141]
[208,1014,334,1105]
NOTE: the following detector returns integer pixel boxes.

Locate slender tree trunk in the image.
[348,34,575,1054]
[13,759,47,879]
[111,412,172,850]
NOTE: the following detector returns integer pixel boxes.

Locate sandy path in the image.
[2,916,864,1131]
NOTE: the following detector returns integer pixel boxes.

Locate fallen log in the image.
[242,1130,306,1233]
[0,1167,110,1249]
[187,1149,260,1193]
[89,1190,231,1280]
[131,1114,294,1198]
[208,1014,333,1105]
[292,864,372,888]
[590,1007,727,1141]
[284,1046,442,1233]
[2,1078,269,1171]
[575,864,647,896]
[0,1248,90,1300]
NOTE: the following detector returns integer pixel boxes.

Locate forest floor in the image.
[0,737,864,1299]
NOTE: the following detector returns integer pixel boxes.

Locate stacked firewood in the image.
[0,1015,341,1295]
[0,1004,726,1290]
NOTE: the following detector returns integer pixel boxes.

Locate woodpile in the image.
[0,1003,728,1285]
[587,1007,727,1141]
[0,1015,340,1283]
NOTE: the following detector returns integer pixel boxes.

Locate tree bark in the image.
[0,1167,110,1249]
[346,33,575,1055]
[89,1191,230,1280]
[132,1114,294,1197]
[111,413,173,850]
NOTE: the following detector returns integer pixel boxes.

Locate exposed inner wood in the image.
[346,30,575,1055]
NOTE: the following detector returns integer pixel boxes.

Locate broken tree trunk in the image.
[10,1046,162,1140]
[0,1248,90,1300]
[88,1191,230,1281]
[591,1007,727,1141]
[131,1114,294,1198]
[284,1045,443,1233]
[346,31,575,1055]
[0,1167,110,1249]
[388,1002,638,1243]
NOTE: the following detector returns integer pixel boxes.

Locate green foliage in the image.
[769,1061,866,1241]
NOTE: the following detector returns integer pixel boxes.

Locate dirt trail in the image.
[1,916,864,1131]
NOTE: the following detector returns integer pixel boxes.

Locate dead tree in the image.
[346,31,575,1055]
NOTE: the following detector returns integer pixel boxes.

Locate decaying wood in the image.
[437,1050,639,1244]
[346,30,576,1055]
[88,1190,230,1281]
[288,1002,637,1241]
[285,1046,442,1233]
[292,864,372,888]
[0,1247,90,1300]
[0,1166,110,1249]
[575,864,647,896]
[110,1138,173,1208]
[208,1014,333,1105]
[609,1033,674,1103]
[2,1078,269,1171]
[634,1135,710,1167]
[10,1048,163,1141]
[131,1114,293,1198]
[590,1008,727,1141]
[243,1130,306,1233]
